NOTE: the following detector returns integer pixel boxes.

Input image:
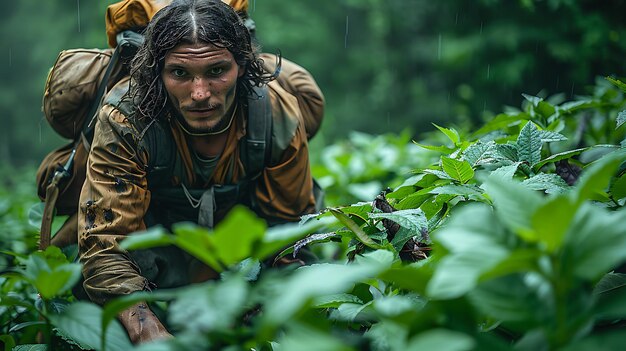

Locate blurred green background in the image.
[1,0,625,168]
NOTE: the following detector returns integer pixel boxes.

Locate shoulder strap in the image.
[243,85,272,179]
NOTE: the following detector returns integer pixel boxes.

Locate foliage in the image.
[1,76,625,350]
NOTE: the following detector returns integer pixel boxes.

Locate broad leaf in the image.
[329,208,379,248]
[572,149,625,204]
[313,293,363,308]
[427,205,509,299]
[441,157,474,183]
[533,147,588,170]
[406,329,475,351]
[433,123,461,145]
[429,184,484,197]
[617,110,626,129]
[209,206,266,265]
[522,173,569,194]
[561,203,626,280]
[468,275,547,324]
[531,195,577,252]
[368,209,427,234]
[516,122,542,167]
[593,273,626,320]
[49,302,132,351]
[489,163,521,180]
[482,177,542,241]
[538,130,567,142]
[168,277,248,333]
[462,141,496,166]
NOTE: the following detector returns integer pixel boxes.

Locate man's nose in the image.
[191,77,211,101]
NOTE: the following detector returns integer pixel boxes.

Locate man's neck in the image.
[188,132,229,158]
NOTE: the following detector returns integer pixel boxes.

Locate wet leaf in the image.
[441,157,474,183]
[517,122,542,167]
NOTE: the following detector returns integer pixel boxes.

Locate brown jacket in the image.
[78,65,322,304]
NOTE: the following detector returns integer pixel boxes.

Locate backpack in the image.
[36,31,325,250]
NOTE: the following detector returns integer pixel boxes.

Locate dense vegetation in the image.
[1,76,624,350]
[2,0,626,350]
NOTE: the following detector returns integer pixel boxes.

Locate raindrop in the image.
[447,91,451,101]
[344,16,349,48]
[253,0,256,12]
[77,0,81,32]
[486,64,490,79]
[570,82,575,97]
[437,34,442,60]
[455,12,458,25]
[480,22,483,34]
[387,112,390,126]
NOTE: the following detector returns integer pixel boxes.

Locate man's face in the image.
[162,42,244,134]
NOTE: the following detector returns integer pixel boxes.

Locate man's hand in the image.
[118,302,173,344]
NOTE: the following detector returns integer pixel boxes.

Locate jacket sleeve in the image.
[259,53,325,139]
[254,82,316,222]
[78,104,151,305]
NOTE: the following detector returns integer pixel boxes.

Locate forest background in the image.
[1,0,625,168]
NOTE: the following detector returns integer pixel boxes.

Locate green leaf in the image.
[468,275,546,324]
[561,203,626,280]
[533,147,589,170]
[462,141,496,167]
[168,277,248,333]
[572,149,626,204]
[561,330,626,351]
[35,263,82,300]
[441,157,474,183]
[606,76,626,93]
[522,93,543,107]
[11,345,48,351]
[538,130,567,142]
[27,203,44,231]
[593,273,626,320]
[0,335,16,351]
[373,294,424,318]
[379,263,432,294]
[516,122,542,167]
[489,163,521,180]
[433,123,461,145]
[330,302,370,322]
[329,208,379,248]
[275,324,354,351]
[617,110,626,129]
[406,329,475,351]
[414,141,454,154]
[313,293,363,308]
[262,260,389,329]
[531,195,577,252]
[120,226,173,251]
[610,174,626,199]
[171,223,223,272]
[482,176,542,241]
[522,173,569,194]
[427,205,509,299]
[49,302,132,351]
[495,143,519,163]
[368,209,427,234]
[209,206,266,266]
[429,184,484,197]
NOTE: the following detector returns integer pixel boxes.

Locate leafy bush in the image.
[1,78,625,350]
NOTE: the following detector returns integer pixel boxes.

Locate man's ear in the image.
[238,65,245,77]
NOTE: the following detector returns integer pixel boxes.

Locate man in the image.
[78,0,323,343]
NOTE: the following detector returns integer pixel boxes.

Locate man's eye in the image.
[171,69,187,78]
[209,67,224,76]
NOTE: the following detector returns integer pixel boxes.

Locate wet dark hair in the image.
[129,0,275,120]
